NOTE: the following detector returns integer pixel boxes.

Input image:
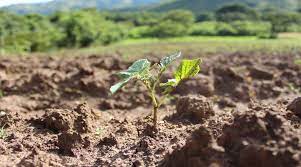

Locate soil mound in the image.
[163,103,301,167]
[218,104,301,167]
[42,103,96,133]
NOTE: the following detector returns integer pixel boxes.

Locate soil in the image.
[0,52,301,166]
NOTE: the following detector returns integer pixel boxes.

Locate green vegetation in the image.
[295,59,301,66]
[0,126,7,140]
[3,0,299,15]
[95,127,102,136]
[54,35,301,58]
[152,0,300,13]
[2,0,163,14]
[0,90,3,98]
[215,4,259,22]
[110,52,201,128]
[1,3,301,54]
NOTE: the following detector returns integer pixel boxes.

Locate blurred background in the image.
[0,0,301,57]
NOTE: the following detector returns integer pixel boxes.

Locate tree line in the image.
[1,4,301,53]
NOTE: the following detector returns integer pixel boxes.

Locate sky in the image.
[0,0,53,7]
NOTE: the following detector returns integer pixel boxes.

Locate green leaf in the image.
[125,59,151,76]
[117,59,151,79]
[110,59,151,94]
[117,72,132,80]
[160,51,181,70]
[175,59,201,82]
[110,78,131,94]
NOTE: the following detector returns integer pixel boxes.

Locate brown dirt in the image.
[0,52,300,166]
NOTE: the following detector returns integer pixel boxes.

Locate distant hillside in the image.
[151,0,300,13]
[1,0,300,14]
[1,0,162,14]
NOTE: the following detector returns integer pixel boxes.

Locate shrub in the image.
[150,20,189,38]
[216,22,238,36]
[231,21,271,36]
[128,26,152,38]
[190,22,218,36]
[286,24,301,32]
[257,32,278,39]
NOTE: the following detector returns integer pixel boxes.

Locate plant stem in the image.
[153,105,158,128]
[150,90,159,128]
[142,81,159,128]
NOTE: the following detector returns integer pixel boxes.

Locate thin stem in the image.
[140,69,173,128]
[153,105,158,128]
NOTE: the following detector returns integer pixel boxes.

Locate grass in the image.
[11,33,301,59]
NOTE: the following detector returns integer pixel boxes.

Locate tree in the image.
[162,10,195,25]
[196,12,215,22]
[262,11,301,33]
[150,20,188,38]
[216,4,259,22]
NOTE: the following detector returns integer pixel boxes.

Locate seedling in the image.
[110,52,201,128]
[0,126,7,140]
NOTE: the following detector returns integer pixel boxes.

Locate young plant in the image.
[110,52,201,128]
[0,126,7,140]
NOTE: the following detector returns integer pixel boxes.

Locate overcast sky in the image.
[0,0,53,7]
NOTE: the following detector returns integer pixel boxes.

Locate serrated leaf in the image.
[160,52,181,70]
[117,59,151,79]
[126,59,151,75]
[110,59,151,94]
[175,59,201,82]
[110,78,131,94]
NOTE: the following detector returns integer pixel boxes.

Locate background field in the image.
[28,33,301,59]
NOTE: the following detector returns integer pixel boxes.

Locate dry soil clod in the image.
[287,97,301,117]
[176,95,214,122]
